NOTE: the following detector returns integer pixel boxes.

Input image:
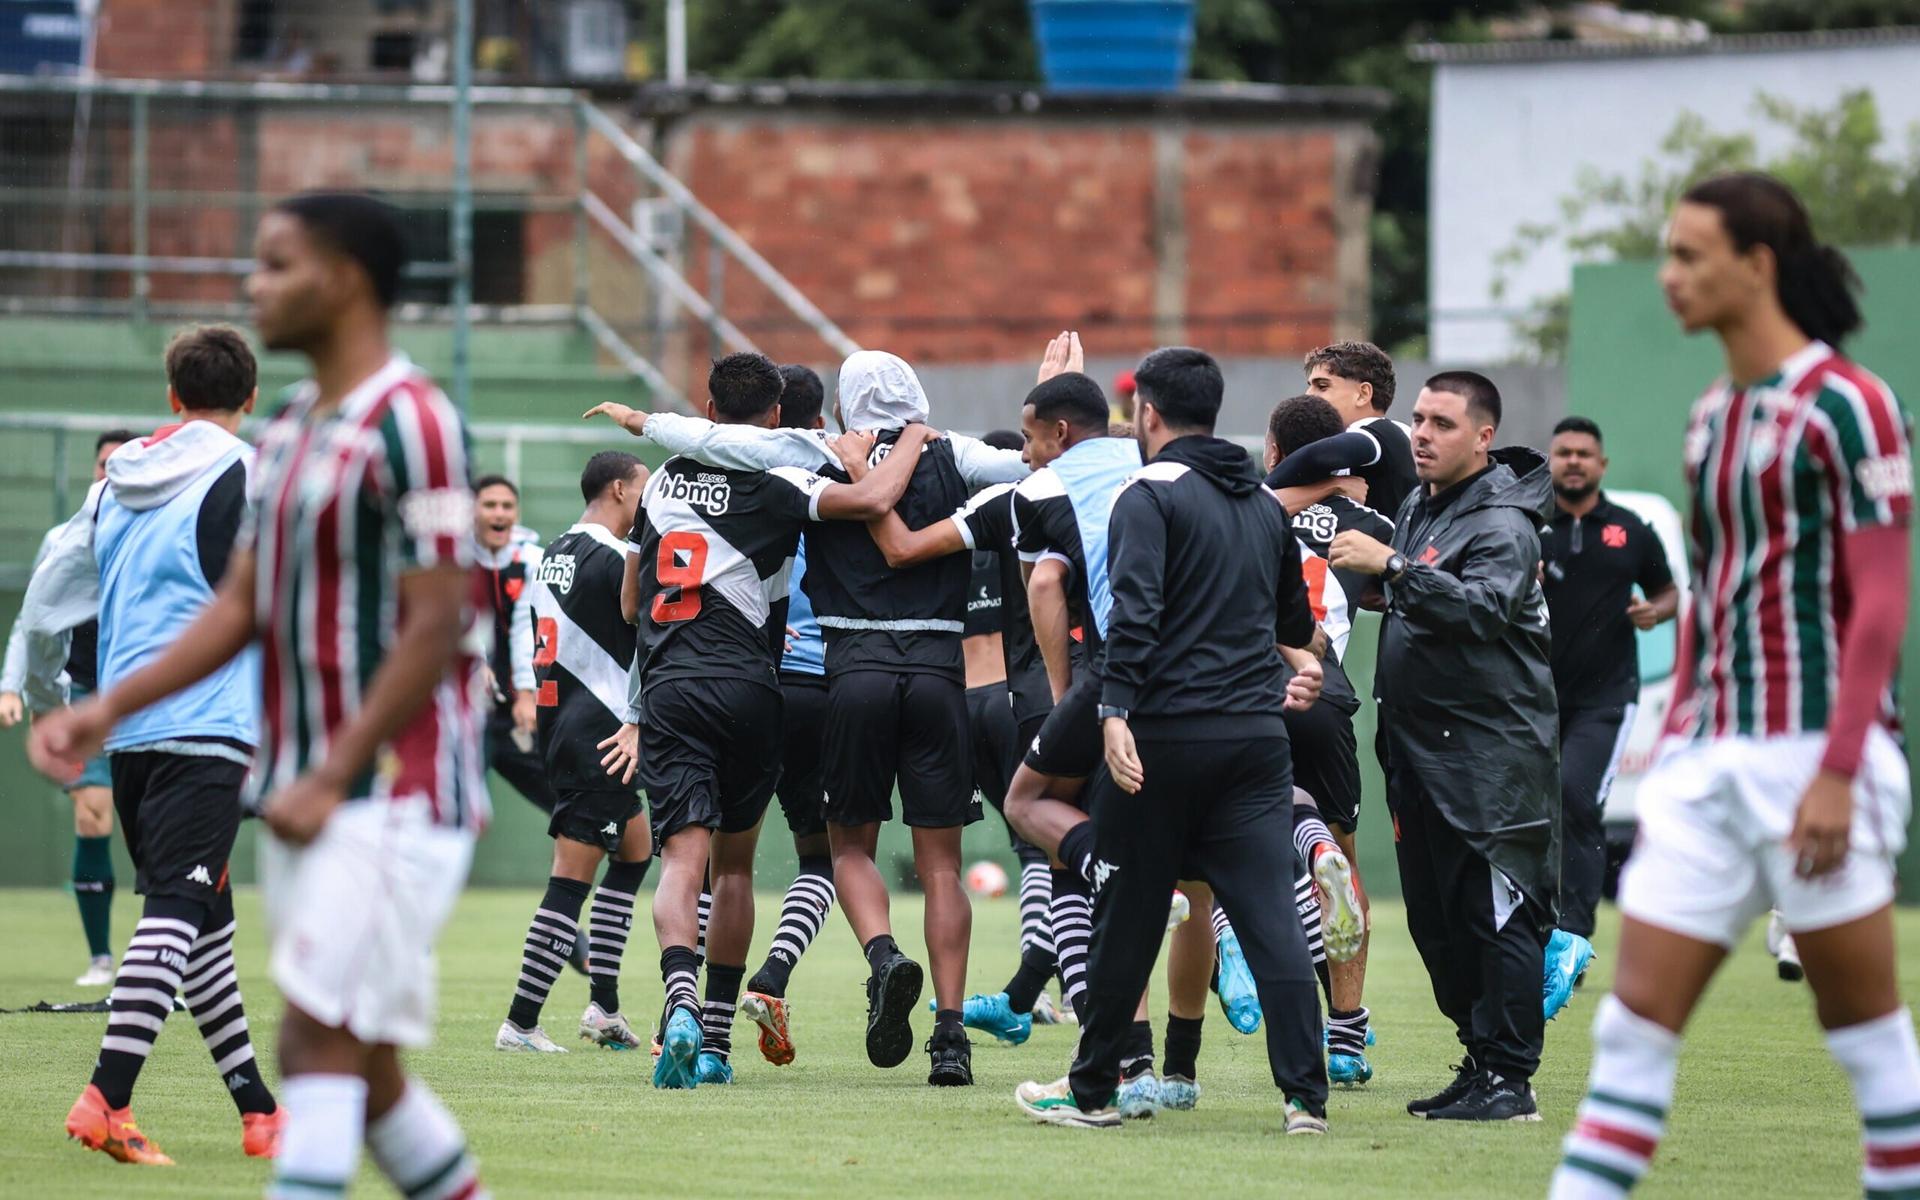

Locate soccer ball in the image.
[965,860,1010,898]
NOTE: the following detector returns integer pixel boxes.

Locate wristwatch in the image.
[1384,553,1409,582]
[1097,705,1129,722]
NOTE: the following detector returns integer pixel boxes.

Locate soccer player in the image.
[738,363,842,1067]
[1263,393,1391,1084]
[34,192,493,1198]
[25,327,279,1164]
[1302,341,1417,519]
[1553,174,1919,1198]
[1015,347,1329,1134]
[495,451,653,1054]
[473,474,557,814]
[593,352,934,1088]
[589,350,1026,1087]
[1540,416,1679,1006]
[4,428,131,987]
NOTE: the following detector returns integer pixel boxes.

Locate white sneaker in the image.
[1031,992,1062,1026]
[496,1020,568,1053]
[579,1002,641,1050]
[74,956,113,988]
[1015,1077,1122,1129]
[1313,849,1366,964]
[1767,911,1804,982]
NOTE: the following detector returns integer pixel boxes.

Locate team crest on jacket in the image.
[1601,524,1627,549]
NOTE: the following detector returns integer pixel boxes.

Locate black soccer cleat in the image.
[1424,1073,1541,1123]
[927,1028,974,1087]
[865,952,924,1069]
[1407,1057,1479,1117]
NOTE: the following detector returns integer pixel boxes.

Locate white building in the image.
[1417,26,1920,362]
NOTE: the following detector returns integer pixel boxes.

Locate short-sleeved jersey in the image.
[245,354,487,829]
[954,482,1050,721]
[1680,341,1912,743]
[531,523,635,792]
[1012,468,1101,661]
[1543,494,1675,709]
[633,456,829,695]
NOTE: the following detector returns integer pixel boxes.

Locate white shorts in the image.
[260,799,476,1047]
[1617,728,1910,949]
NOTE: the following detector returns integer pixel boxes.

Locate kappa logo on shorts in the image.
[601,822,618,836]
[187,865,213,886]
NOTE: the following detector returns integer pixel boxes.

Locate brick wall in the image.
[94,0,227,77]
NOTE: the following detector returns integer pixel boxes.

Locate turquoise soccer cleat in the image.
[693,1051,734,1085]
[652,1006,703,1090]
[1214,929,1263,1035]
[955,991,1034,1046]
[1542,929,1595,1022]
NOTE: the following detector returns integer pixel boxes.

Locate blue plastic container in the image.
[1030,0,1196,92]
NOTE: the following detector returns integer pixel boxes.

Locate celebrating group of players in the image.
[8,167,1919,1199]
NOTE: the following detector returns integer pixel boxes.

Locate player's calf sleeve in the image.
[1057,822,1097,887]
[269,1075,367,1200]
[72,834,115,960]
[588,860,650,1014]
[91,894,206,1108]
[367,1079,488,1200]
[181,897,275,1114]
[750,856,835,998]
[1016,854,1054,957]
[1120,1019,1155,1080]
[508,876,591,1030]
[703,963,745,1062]
[1828,1006,1920,1200]
[1049,869,1093,1015]
[1550,995,1678,1199]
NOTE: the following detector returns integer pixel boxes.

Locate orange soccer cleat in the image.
[739,991,796,1066]
[241,1107,285,1158]
[65,1084,174,1166]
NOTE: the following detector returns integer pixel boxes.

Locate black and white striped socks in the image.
[587,860,650,1015]
[507,876,590,1031]
[660,946,701,1021]
[702,963,744,1062]
[91,899,199,1108]
[748,857,836,998]
[1018,857,1054,959]
[182,892,274,1114]
[1049,867,1093,1015]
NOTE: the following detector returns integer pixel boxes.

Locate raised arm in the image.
[1264,429,1381,489]
[951,432,1031,488]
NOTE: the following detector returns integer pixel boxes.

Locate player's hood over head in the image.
[1153,434,1264,497]
[105,419,249,512]
[837,350,930,431]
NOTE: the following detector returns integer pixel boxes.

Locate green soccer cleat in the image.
[1015,1078,1121,1129]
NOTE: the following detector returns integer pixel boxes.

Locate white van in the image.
[1597,488,1692,897]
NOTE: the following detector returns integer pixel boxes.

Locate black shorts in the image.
[1023,670,1102,781]
[642,677,784,842]
[777,673,829,839]
[109,750,247,903]
[824,669,979,829]
[486,703,557,814]
[550,788,645,853]
[1283,697,1361,834]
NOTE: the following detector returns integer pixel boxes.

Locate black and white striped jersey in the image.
[631,455,831,696]
[530,523,636,792]
[1011,467,1102,661]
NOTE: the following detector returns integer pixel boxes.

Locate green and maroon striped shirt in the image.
[1680,340,1912,744]
[244,354,488,830]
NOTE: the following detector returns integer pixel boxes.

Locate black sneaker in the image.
[927,1027,973,1086]
[1406,1057,1479,1117]
[1425,1073,1541,1123]
[864,952,924,1069]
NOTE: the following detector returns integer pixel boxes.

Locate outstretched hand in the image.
[583,402,652,436]
[1037,331,1085,384]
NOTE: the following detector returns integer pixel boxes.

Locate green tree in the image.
[1494,90,1920,361]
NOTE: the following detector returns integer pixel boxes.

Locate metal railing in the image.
[0,73,860,412]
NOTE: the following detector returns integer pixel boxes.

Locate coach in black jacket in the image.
[1023,347,1330,1133]
[1331,370,1560,1123]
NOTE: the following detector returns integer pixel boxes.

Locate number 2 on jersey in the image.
[652,531,710,623]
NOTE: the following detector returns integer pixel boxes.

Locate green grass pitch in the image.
[0,885,1911,1197]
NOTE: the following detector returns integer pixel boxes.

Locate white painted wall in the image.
[1429,41,1920,362]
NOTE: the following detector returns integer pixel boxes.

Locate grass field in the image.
[0,885,1910,1198]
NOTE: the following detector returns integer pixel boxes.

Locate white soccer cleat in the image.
[1767,911,1804,983]
[74,956,113,988]
[1031,992,1063,1026]
[1313,849,1366,964]
[495,1020,568,1053]
[1166,889,1191,931]
[579,1002,642,1050]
